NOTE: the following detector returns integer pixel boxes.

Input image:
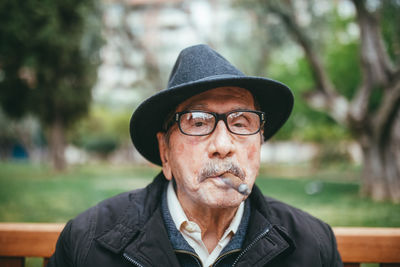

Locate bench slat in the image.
[1,223,400,265]
[0,223,64,258]
[334,227,400,263]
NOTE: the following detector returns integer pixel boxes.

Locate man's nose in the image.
[208,120,236,159]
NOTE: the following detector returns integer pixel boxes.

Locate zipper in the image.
[231,227,271,267]
[211,249,241,267]
[174,249,203,267]
[123,227,270,267]
[123,253,145,267]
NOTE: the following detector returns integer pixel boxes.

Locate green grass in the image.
[0,161,399,227]
[0,162,157,222]
[257,177,400,226]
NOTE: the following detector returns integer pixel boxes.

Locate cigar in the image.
[221,173,251,196]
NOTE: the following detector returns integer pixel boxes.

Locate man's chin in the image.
[199,191,244,209]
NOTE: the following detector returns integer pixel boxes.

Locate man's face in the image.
[157,86,262,209]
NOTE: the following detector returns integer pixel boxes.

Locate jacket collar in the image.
[95,172,167,254]
[96,172,295,266]
[235,185,296,266]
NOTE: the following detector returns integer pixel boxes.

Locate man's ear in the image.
[157,132,172,180]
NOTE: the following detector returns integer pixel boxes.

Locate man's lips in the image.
[203,173,251,195]
[206,172,242,180]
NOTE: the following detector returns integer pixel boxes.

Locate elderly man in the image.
[49,45,342,266]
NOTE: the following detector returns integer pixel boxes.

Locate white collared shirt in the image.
[167,181,244,267]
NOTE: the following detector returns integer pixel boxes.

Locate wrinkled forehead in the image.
[175,86,256,112]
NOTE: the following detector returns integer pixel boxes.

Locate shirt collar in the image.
[167,181,244,235]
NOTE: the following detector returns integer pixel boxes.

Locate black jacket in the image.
[48,173,342,267]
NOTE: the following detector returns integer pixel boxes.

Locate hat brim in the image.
[130,75,294,166]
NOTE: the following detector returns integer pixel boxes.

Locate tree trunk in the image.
[361,109,400,203]
[48,118,66,171]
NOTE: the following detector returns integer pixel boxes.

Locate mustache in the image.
[198,160,245,181]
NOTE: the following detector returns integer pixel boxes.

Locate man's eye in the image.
[194,121,204,127]
[233,122,245,128]
[231,117,249,127]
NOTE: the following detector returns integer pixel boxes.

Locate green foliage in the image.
[381,0,400,63]
[263,4,369,143]
[325,42,361,100]
[322,8,362,100]
[80,135,119,156]
[233,0,385,144]
[368,86,384,113]
[301,123,350,142]
[268,56,350,142]
[69,106,132,155]
[0,0,102,126]
[237,0,399,146]
[232,1,361,142]
[312,142,353,167]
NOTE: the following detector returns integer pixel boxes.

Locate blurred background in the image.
[0,0,399,230]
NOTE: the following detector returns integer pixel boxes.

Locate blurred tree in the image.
[240,0,400,202]
[100,1,164,98]
[0,0,102,170]
[68,105,131,158]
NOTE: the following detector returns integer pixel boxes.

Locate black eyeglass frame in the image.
[174,110,266,136]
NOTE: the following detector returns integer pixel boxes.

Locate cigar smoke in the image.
[221,173,251,196]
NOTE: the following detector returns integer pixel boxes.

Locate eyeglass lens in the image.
[178,111,262,136]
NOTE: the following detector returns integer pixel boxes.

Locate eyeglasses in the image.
[174,110,265,136]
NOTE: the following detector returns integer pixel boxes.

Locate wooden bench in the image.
[0,223,64,267]
[0,223,399,267]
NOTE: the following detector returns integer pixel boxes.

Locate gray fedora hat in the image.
[130,44,293,166]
